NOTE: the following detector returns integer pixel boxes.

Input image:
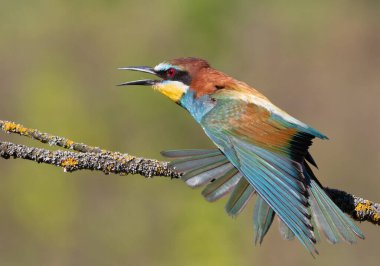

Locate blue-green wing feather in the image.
[202,128,316,252]
[253,196,275,244]
[202,168,243,202]
[225,177,255,216]
[278,217,296,241]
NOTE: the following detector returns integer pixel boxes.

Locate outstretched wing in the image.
[162,148,364,248]
[200,94,327,253]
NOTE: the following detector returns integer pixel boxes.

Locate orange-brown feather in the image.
[203,102,303,157]
[191,67,268,99]
[231,104,298,153]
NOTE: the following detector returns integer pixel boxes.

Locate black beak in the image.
[117,66,160,86]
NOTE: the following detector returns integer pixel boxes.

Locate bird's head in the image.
[118,57,230,103]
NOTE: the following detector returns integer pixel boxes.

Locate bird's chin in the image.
[153,81,188,103]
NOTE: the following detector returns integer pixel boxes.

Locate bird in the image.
[118,57,364,255]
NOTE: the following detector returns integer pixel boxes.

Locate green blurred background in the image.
[0,1,379,265]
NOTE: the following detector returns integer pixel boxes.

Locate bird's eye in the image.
[167,68,176,78]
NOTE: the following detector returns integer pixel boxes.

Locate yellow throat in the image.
[153,81,188,102]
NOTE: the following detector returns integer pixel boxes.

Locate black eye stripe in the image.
[156,70,167,78]
[157,69,191,85]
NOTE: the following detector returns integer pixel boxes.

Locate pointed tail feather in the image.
[304,163,365,243]
[253,163,364,245]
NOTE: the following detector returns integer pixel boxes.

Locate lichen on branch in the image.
[0,141,179,178]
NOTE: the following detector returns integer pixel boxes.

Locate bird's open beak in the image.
[117,66,160,86]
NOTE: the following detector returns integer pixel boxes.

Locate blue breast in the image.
[179,90,216,123]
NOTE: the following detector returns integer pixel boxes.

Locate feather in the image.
[182,161,234,187]
[305,164,364,243]
[253,196,275,244]
[162,149,243,196]
[225,178,255,217]
[278,217,295,241]
[169,153,225,172]
[202,168,243,202]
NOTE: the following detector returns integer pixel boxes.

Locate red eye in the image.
[167,68,176,78]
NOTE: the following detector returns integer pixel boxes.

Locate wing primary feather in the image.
[245,162,314,235]
[253,196,275,244]
[236,149,313,234]
[183,162,234,187]
[249,170,317,253]
[202,169,242,202]
[278,217,295,241]
[237,147,310,219]
[225,178,255,217]
[170,154,226,172]
[256,159,308,204]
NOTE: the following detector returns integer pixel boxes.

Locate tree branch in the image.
[0,141,179,178]
[0,120,379,225]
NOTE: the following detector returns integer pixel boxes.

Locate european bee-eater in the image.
[119,57,364,254]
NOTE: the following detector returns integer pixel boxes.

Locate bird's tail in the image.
[161,149,364,248]
[304,163,365,243]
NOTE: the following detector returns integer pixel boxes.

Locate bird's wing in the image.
[199,95,327,253]
[162,149,255,216]
[162,148,364,247]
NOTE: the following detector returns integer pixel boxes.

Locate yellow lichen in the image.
[106,164,114,172]
[18,126,28,135]
[3,122,17,132]
[61,158,78,168]
[373,213,380,222]
[65,140,74,148]
[123,155,135,161]
[355,200,373,213]
[3,122,29,135]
